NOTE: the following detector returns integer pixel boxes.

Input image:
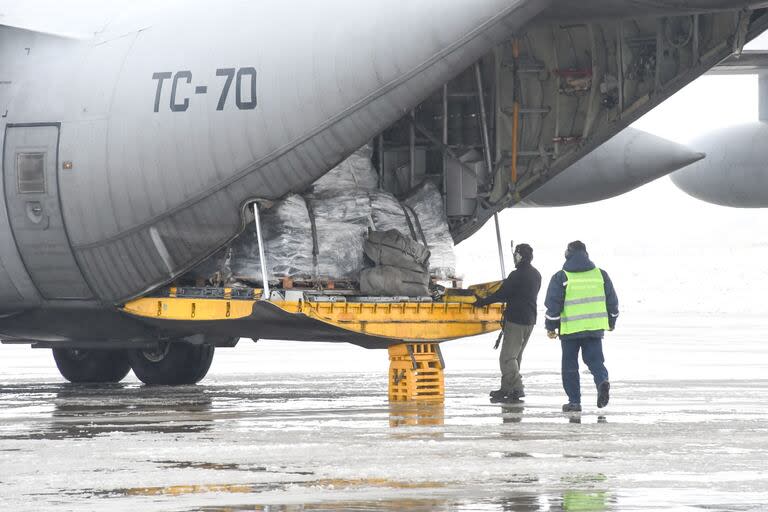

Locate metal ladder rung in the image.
[446,92,481,99]
[502,150,553,159]
[501,61,546,72]
[502,106,550,116]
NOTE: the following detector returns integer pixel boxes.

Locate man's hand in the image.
[473,295,486,308]
[547,330,559,340]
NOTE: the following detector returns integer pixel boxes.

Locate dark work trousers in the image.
[561,336,609,405]
[500,322,535,394]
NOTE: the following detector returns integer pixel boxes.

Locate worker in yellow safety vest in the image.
[544,241,619,413]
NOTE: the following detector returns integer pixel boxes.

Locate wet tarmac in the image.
[1,320,767,511]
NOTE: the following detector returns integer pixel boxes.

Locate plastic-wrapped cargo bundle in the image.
[306,191,372,228]
[404,181,457,279]
[306,190,414,280]
[230,195,314,283]
[369,191,412,236]
[225,192,417,284]
[188,146,458,287]
[314,222,367,279]
[309,145,378,196]
[305,192,370,280]
[360,230,431,297]
[308,190,412,234]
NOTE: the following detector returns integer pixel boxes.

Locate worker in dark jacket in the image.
[545,241,619,413]
[474,243,542,403]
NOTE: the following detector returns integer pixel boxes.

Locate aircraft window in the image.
[17,152,46,194]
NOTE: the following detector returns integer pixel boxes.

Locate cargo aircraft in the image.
[672,50,768,205]
[1,0,767,385]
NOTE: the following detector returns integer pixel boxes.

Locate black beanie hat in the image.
[515,243,533,263]
[566,240,587,256]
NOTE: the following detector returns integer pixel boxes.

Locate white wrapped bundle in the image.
[309,145,378,196]
[230,194,314,282]
[404,182,457,279]
[369,191,412,236]
[314,222,367,279]
[306,190,414,280]
[188,146,458,286]
[307,191,372,227]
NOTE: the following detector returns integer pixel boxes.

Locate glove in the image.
[547,330,559,340]
[473,296,487,308]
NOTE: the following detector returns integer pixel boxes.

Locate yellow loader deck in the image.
[121,286,503,347]
[121,284,503,402]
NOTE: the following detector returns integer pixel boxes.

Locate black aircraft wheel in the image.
[52,348,131,384]
[128,341,215,386]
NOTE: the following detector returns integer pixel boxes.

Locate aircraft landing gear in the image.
[52,348,131,383]
[128,341,214,385]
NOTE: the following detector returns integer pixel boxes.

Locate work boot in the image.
[490,393,509,404]
[489,389,505,398]
[562,403,582,413]
[492,393,523,404]
[597,381,610,409]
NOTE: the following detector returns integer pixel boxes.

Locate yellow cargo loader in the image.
[122,282,503,402]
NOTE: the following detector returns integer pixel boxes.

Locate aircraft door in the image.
[3,125,94,300]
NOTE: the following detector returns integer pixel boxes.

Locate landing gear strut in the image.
[52,348,131,383]
[128,341,214,385]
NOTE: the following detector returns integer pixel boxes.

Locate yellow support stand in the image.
[388,343,445,402]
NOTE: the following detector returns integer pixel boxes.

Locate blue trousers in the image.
[561,337,609,405]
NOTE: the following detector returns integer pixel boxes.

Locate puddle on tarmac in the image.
[489,452,602,462]
[96,478,447,498]
[152,460,315,476]
[192,500,451,512]
[0,383,216,439]
[186,490,615,511]
[153,461,263,472]
[561,474,608,485]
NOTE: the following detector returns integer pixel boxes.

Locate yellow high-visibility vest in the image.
[560,268,609,336]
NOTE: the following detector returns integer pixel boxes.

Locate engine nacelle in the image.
[671,122,768,208]
[518,128,705,207]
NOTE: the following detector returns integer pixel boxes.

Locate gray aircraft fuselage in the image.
[0,1,543,309]
[0,1,767,345]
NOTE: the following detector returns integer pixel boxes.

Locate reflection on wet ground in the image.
[190,490,615,512]
[2,360,768,511]
[0,383,215,439]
